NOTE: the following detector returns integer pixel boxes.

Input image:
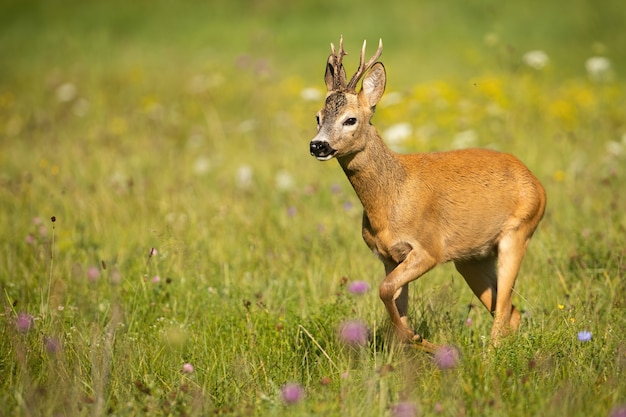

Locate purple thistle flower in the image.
[433,345,460,370]
[281,382,304,404]
[347,280,370,295]
[609,405,626,417]
[391,401,418,417]
[577,330,592,342]
[182,363,194,374]
[152,275,161,284]
[338,320,369,347]
[44,336,62,354]
[16,313,34,333]
[87,266,100,282]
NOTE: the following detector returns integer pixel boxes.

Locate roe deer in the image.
[309,37,546,347]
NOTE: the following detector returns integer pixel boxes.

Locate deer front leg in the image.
[379,249,437,343]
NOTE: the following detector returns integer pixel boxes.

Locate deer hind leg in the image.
[454,255,498,315]
[490,232,531,341]
[379,250,437,343]
[455,252,522,343]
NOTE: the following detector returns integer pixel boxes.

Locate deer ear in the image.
[359,62,386,107]
[324,60,335,91]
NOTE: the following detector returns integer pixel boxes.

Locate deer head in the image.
[310,37,385,161]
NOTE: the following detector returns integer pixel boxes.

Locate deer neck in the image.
[337,126,406,223]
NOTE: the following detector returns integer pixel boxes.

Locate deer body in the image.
[310,38,546,344]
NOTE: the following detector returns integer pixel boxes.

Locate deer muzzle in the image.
[310,140,337,161]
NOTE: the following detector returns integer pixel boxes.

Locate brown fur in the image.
[310,41,546,344]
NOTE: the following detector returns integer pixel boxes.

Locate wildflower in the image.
[286,206,297,217]
[577,330,592,342]
[152,275,161,284]
[275,170,294,191]
[110,268,122,285]
[557,304,565,310]
[193,156,211,175]
[338,320,369,347]
[553,170,566,182]
[433,345,460,370]
[182,363,194,374]
[523,50,550,70]
[281,382,304,404]
[343,201,353,211]
[236,165,253,189]
[383,122,412,146]
[452,129,478,149]
[44,336,62,354]
[347,280,370,295]
[605,140,624,157]
[149,248,158,257]
[609,405,626,417]
[56,82,77,102]
[87,266,100,282]
[16,313,34,333]
[585,57,611,82]
[464,318,473,327]
[25,234,36,245]
[300,87,323,101]
[391,401,418,417]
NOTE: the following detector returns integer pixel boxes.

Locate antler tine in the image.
[328,35,348,90]
[346,38,383,91]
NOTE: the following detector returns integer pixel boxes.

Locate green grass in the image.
[1,0,625,416]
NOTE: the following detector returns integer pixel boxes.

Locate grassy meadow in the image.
[1,0,625,416]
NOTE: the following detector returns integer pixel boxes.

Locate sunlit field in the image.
[1,1,625,416]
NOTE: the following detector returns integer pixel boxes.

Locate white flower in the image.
[381,91,403,107]
[605,141,624,157]
[193,157,211,175]
[384,122,412,145]
[452,129,478,149]
[236,165,253,189]
[56,82,77,102]
[585,57,611,82]
[238,119,257,133]
[300,87,323,101]
[275,170,295,191]
[523,50,550,70]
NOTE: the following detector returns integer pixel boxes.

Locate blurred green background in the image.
[1,1,625,416]
[2,0,624,84]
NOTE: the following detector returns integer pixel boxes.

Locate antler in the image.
[326,36,348,91]
[346,38,383,91]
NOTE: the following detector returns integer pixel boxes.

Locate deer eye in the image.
[343,117,357,126]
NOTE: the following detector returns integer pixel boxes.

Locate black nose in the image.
[310,140,336,159]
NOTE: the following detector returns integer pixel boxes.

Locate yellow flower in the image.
[553,170,566,182]
[109,117,128,136]
[548,99,577,127]
[558,304,565,310]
